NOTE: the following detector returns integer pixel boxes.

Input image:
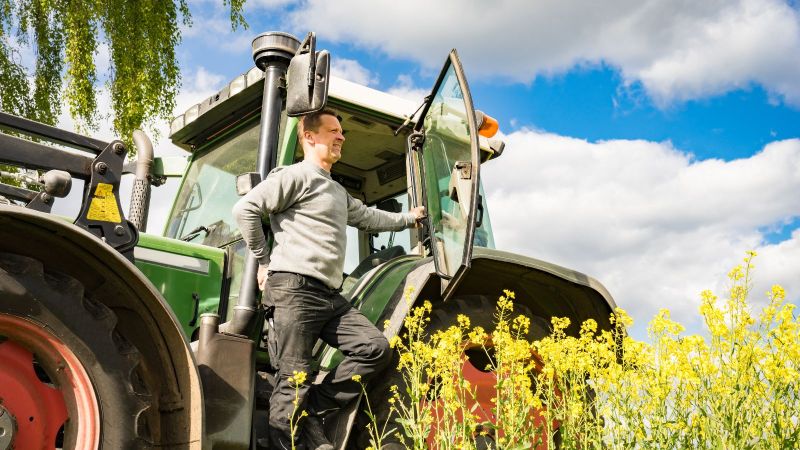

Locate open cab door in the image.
[410,50,481,300]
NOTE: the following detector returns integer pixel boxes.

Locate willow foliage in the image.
[0,0,246,150]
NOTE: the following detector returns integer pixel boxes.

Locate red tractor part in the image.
[0,314,99,449]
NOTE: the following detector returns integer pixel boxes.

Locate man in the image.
[233,109,425,450]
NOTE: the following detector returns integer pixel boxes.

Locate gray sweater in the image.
[233,160,416,289]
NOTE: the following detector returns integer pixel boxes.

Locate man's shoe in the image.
[302,415,334,450]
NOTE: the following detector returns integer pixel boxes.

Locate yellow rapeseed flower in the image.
[287,370,307,386]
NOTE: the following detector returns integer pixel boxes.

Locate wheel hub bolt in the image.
[0,405,16,450]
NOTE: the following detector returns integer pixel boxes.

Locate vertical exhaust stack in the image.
[129,130,154,232]
[227,32,300,337]
[195,32,300,448]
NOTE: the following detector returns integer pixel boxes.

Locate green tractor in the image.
[0,31,616,449]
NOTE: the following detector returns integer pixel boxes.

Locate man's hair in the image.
[299,108,339,133]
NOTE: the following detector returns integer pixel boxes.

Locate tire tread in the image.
[0,251,154,447]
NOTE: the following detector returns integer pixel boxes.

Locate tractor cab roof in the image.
[169,70,420,152]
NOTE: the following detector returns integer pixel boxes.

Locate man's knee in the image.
[368,335,392,370]
[276,356,312,383]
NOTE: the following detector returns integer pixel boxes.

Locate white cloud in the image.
[95,43,111,77]
[56,83,116,142]
[387,74,428,104]
[289,0,800,107]
[55,66,223,147]
[187,66,226,96]
[481,131,800,334]
[188,0,297,14]
[755,230,800,303]
[245,0,298,10]
[331,58,379,86]
[179,8,253,54]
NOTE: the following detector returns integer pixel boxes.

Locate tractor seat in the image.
[348,245,406,281]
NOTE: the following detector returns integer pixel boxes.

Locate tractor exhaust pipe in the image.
[227,32,300,337]
[129,130,154,232]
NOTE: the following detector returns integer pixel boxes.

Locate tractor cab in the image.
[164,49,501,315]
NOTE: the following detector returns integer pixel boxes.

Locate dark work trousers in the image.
[264,271,392,444]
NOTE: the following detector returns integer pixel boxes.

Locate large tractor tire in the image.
[351,295,551,450]
[0,252,152,449]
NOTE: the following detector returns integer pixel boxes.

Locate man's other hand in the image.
[257,265,269,291]
[410,206,426,227]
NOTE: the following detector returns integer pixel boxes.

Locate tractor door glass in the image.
[165,121,259,247]
[418,52,480,284]
[474,183,496,249]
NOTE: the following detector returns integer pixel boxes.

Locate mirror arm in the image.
[295,32,317,89]
[393,95,431,136]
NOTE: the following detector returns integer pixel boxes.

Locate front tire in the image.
[0,253,153,449]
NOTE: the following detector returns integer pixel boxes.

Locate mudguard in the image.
[450,246,618,333]
[355,246,618,342]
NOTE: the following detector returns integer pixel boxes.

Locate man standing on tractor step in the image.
[233,108,425,450]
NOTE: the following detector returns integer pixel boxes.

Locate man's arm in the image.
[232,166,302,269]
[346,194,425,232]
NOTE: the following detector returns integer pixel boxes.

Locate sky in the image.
[46,0,800,338]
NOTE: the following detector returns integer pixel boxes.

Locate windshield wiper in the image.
[180,225,210,242]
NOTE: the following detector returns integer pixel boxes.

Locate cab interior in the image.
[293,107,412,206]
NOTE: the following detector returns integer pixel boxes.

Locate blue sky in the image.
[178,1,800,161]
[51,0,800,337]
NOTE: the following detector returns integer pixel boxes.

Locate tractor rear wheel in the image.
[351,295,552,450]
[0,252,153,449]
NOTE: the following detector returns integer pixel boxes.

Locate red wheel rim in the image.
[0,314,100,449]
[424,344,559,449]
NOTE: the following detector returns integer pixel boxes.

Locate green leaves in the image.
[63,0,98,130]
[0,0,246,154]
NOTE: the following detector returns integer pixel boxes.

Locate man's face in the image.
[306,114,345,165]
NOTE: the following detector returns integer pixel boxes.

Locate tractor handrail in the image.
[0,182,37,202]
[0,132,94,179]
[0,111,108,154]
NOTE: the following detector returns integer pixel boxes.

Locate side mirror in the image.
[286,32,330,117]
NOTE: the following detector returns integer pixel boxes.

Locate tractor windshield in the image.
[165,120,259,247]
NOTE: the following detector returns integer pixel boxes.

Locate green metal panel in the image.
[318,256,421,370]
[134,233,226,339]
[351,256,421,322]
[278,116,299,167]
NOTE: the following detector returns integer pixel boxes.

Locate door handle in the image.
[475,194,484,228]
[188,292,200,327]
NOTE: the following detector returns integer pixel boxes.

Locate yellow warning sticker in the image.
[86,183,122,223]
